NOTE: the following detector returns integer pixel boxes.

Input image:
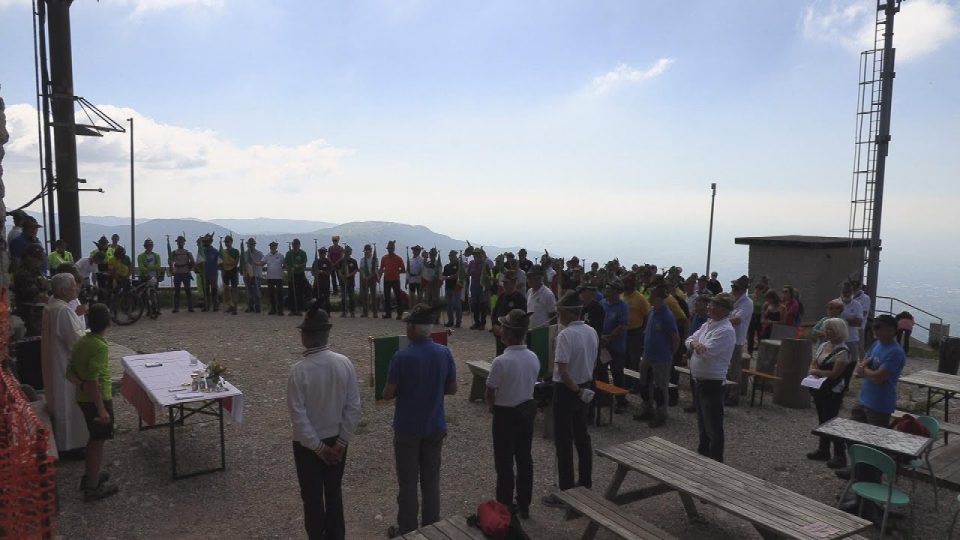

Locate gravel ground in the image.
[51,310,954,540]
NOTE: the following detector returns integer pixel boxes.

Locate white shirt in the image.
[730,293,753,346]
[686,291,699,316]
[487,345,540,407]
[264,251,284,280]
[526,285,557,328]
[544,266,557,284]
[854,291,871,334]
[408,256,424,282]
[244,248,264,278]
[685,317,736,381]
[75,257,96,286]
[287,346,362,449]
[553,321,598,385]
[839,298,862,343]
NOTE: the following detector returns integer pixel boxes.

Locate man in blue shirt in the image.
[383,304,456,537]
[600,281,629,413]
[853,314,906,428]
[634,287,679,427]
[200,234,220,312]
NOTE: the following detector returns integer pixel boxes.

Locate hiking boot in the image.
[541,494,568,509]
[633,403,653,421]
[79,471,110,491]
[826,456,847,469]
[83,480,119,502]
[648,409,667,428]
[806,449,831,461]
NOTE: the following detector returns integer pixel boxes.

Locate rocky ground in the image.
[51,308,953,539]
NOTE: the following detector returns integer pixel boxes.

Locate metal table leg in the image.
[169,406,177,479]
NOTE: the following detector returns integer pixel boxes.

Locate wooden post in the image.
[938,337,960,375]
[773,338,811,409]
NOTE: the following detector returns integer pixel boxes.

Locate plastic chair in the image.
[836,444,912,539]
[902,415,940,509]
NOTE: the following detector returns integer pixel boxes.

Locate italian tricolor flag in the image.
[371,331,450,400]
[526,324,558,379]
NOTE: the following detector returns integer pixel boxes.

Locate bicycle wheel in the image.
[112,290,144,326]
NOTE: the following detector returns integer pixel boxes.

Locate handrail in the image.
[874,295,945,337]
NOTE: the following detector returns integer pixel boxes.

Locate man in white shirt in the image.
[264,241,285,315]
[485,309,539,519]
[408,245,424,304]
[525,265,556,328]
[685,293,736,462]
[542,291,598,508]
[852,278,871,352]
[839,282,863,363]
[287,306,361,540]
[725,276,754,406]
[243,238,265,313]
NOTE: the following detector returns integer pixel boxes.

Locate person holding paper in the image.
[542,290,598,509]
[805,318,853,468]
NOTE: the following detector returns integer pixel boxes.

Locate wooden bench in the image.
[553,486,677,540]
[673,365,738,387]
[623,368,678,390]
[400,515,487,539]
[466,361,492,402]
[741,368,781,408]
[593,380,630,426]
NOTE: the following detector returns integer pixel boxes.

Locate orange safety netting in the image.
[0,289,56,539]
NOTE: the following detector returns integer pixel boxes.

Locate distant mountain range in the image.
[18,212,524,260]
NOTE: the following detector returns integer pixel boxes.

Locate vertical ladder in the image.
[849,0,899,298]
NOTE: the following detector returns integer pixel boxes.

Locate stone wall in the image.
[0,96,8,288]
[747,244,864,322]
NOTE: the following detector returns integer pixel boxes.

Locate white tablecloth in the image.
[121,350,244,426]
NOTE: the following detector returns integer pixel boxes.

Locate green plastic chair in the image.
[902,415,939,509]
[836,444,912,539]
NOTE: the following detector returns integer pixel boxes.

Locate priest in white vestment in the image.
[41,273,88,452]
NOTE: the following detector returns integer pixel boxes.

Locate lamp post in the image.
[128,116,135,271]
[706,182,716,276]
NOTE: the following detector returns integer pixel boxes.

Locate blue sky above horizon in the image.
[1,0,959,284]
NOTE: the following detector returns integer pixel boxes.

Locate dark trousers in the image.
[314,283,331,313]
[341,283,355,315]
[394,430,445,534]
[812,390,845,457]
[625,328,644,371]
[553,384,592,490]
[330,270,340,294]
[693,379,725,462]
[383,280,403,317]
[293,440,346,540]
[606,348,628,406]
[747,313,762,354]
[203,275,218,309]
[470,286,488,326]
[445,289,462,325]
[492,401,536,511]
[267,278,283,313]
[173,273,193,310]
[246,277,261,311]
[288,272,311,313]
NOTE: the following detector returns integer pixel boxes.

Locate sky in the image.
[1,0,959,322]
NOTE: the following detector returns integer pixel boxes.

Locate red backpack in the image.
[475,500,511,540]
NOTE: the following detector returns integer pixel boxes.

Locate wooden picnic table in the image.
[812,417,931,460]
[399,515,486,540]
[597,436,872,540]
[900,369,960,431]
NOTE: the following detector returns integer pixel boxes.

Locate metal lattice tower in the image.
[849,0,900,317]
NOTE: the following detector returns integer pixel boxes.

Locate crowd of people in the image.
[7,213,914,538]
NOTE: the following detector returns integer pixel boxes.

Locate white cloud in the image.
[588,58,675,96]
[2,103,353,216]
[802,0,960,61]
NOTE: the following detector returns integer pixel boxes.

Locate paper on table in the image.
[801,375,826,390]
[174,392,205,400]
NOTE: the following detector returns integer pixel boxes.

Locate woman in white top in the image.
[806,318,853,468]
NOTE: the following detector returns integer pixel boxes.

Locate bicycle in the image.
[90,275,159,326]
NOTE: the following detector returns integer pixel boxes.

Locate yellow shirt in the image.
[621,291,650,330]
[665,294,689,324]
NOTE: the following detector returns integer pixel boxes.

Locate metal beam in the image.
[45,0,81,260]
